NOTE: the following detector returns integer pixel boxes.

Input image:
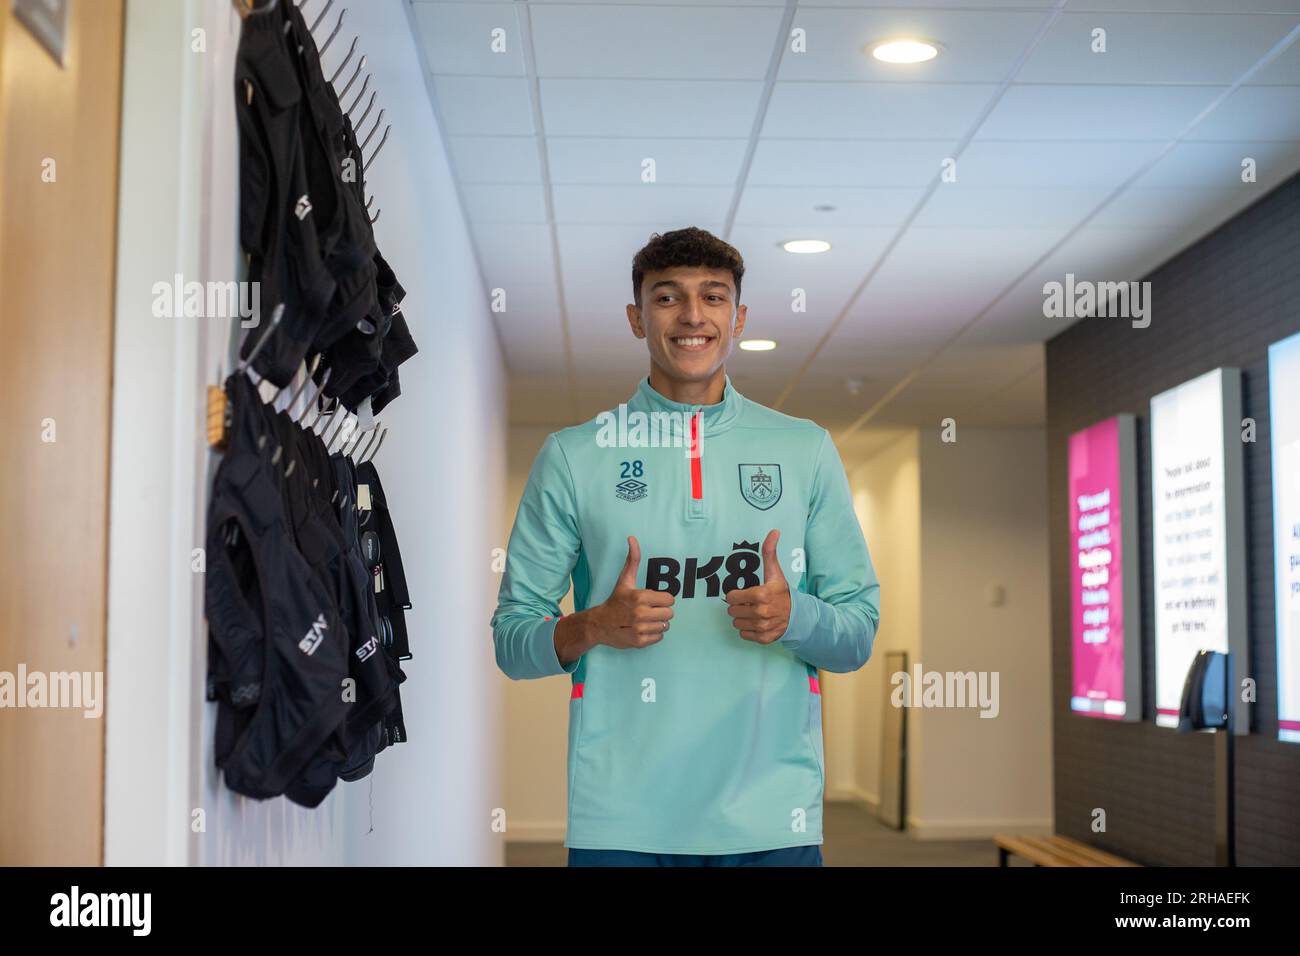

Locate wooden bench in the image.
[995,834,1139,867]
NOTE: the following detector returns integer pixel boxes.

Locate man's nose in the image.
[679,296,706,326]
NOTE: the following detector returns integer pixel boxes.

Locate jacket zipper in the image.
[686,408,706,520]
[689,409,703,500]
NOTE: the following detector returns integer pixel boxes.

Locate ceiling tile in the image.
[546,137,748,186]
[748,138,958,187]
[764,81,999,139]
[470,222,555,287]
[529,3,784,80]
[913,186,1110,228]
[977,84,1225,140]
[1016,13,1295,85]
[413,1,525,76]
[734,186,924,227]
[955,139,1169,188]
[433,75,535,135]
[540,78,765,137]
[461,183,549,223]
[1183,84,1300,140]
[448,136,543,183]
[550,184,734,224]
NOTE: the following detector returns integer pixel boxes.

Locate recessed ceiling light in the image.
[782,239,830,254]
[869,38,940,64]
[739,339,776,352]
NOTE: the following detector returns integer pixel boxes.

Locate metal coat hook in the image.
[285,353,322,415]
[358,425,384,462]
[319,9,346,56]
[324,409,347,448]
[348,81,373,121]
[304,374,333,430]
[359,109,385,151]
[365,195,374,210]
[236,303,284,374]
[327,412,353,452]
[366,427,389,463]
[329,37,358,85]
[364,125,390,172]
[369,208,381,225]
[337,55,366,99]
[312,396,337,434]
[299,367,332,425]
[344,427,370,459]
[309,0,333,34]
[360,425,387,463]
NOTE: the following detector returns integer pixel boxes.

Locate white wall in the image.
[327,0,507,867]
[835,428,1053,841]
[912,427,1054,838]
[106,0,506,865]
[839,432,921,812]
[107,0,262,867]
[497,425,573,842]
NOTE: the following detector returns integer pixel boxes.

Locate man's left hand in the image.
[724,529,791,645]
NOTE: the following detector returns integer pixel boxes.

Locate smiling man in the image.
[491,227,881,867]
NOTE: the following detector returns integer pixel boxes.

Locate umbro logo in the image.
[615,478,647,502]
[294,194,313,220]
[298,613,328,655]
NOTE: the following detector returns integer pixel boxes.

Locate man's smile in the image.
[668,334,716,352]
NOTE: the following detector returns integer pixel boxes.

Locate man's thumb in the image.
[762,529,785,584]
[617,535,641,589]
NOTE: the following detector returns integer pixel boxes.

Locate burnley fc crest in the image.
[738,464,782,511]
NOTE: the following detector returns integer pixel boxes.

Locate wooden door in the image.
[0,0,124,865]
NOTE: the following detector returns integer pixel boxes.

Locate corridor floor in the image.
[505,801,1028,866]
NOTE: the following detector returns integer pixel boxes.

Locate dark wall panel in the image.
[1046,174,1300,866]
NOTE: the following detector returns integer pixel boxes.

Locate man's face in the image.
[626,266,747,385]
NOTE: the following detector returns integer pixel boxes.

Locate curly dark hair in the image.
[631,227,744,307]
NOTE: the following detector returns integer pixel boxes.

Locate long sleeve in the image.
[777,430,881,673]
[490,433,583,680]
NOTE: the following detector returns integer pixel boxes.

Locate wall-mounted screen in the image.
[1069,415,1140,720]
[1270,333,1300,743]
[1150,368,1248,733]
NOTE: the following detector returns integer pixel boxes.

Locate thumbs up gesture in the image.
[724,529,791,645]
[586,536,676,650]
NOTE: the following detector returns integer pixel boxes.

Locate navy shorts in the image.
[567,845,823,867]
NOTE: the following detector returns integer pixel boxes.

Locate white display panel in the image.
[1270,333,1300,743]
[1150,368,1248,733]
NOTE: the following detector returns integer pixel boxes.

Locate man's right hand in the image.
[555,536,675,664]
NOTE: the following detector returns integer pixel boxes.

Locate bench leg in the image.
[998,847,1008,867]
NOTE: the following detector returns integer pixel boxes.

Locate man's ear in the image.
[732,303,748,338]
[626,303,646,339]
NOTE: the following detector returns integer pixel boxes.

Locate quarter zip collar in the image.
[625,373,743,437]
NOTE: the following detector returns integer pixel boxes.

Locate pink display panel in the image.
[1069,415,1139,720]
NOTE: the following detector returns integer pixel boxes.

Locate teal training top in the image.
[491,374,881,854]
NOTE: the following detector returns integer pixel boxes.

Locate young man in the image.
[491,227,881,867]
